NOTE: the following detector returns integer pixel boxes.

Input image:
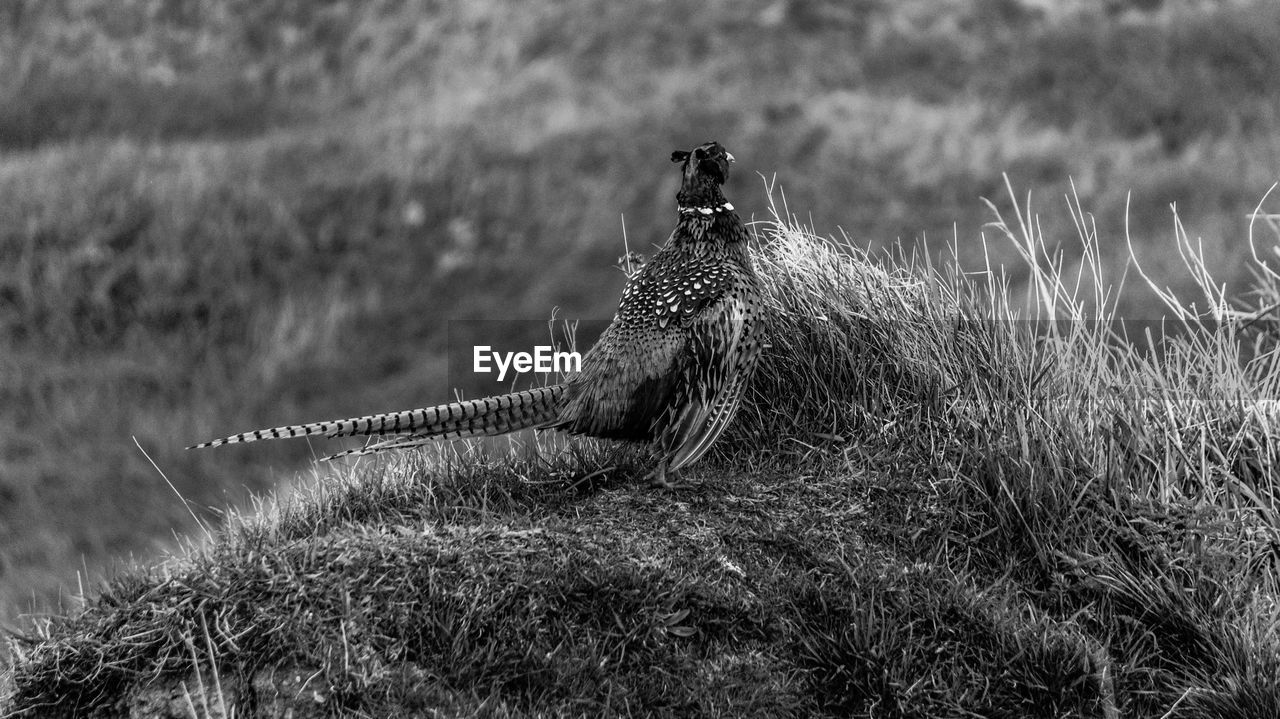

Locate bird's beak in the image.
[725,152,735,163]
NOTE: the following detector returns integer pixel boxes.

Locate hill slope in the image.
[3,456,1114,717]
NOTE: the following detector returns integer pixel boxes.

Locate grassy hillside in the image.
[2,0,1280,675]
[5,205,1279,715]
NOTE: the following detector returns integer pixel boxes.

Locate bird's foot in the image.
[645,467,687,490]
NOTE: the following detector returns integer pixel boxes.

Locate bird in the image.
[191,141,767,488]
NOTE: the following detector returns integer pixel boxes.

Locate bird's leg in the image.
[645,458,686,489]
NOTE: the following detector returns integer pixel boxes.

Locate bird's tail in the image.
[189,385,568,456]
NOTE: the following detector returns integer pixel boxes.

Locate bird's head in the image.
[671,141,734,185]
[671,141,735,210]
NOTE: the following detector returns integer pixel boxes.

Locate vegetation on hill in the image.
[5,199,1280,715]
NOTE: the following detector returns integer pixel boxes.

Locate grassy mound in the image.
[5,196,1280,716]
[2,453,1118,717]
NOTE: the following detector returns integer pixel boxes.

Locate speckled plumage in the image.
[192,142,766,487]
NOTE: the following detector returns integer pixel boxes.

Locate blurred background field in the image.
[2,0,1280,626]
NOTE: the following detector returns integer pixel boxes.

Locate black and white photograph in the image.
[3,1,1280,716]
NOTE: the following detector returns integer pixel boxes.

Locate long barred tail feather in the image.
[188,384,568,451]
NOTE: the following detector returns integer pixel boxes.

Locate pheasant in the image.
[192,141,767,488]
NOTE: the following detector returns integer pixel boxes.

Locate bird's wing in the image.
[665,294,760,470]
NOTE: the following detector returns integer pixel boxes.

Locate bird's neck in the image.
[670,203,749,253]
[676,177,727,211]
[672,179,746,251]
